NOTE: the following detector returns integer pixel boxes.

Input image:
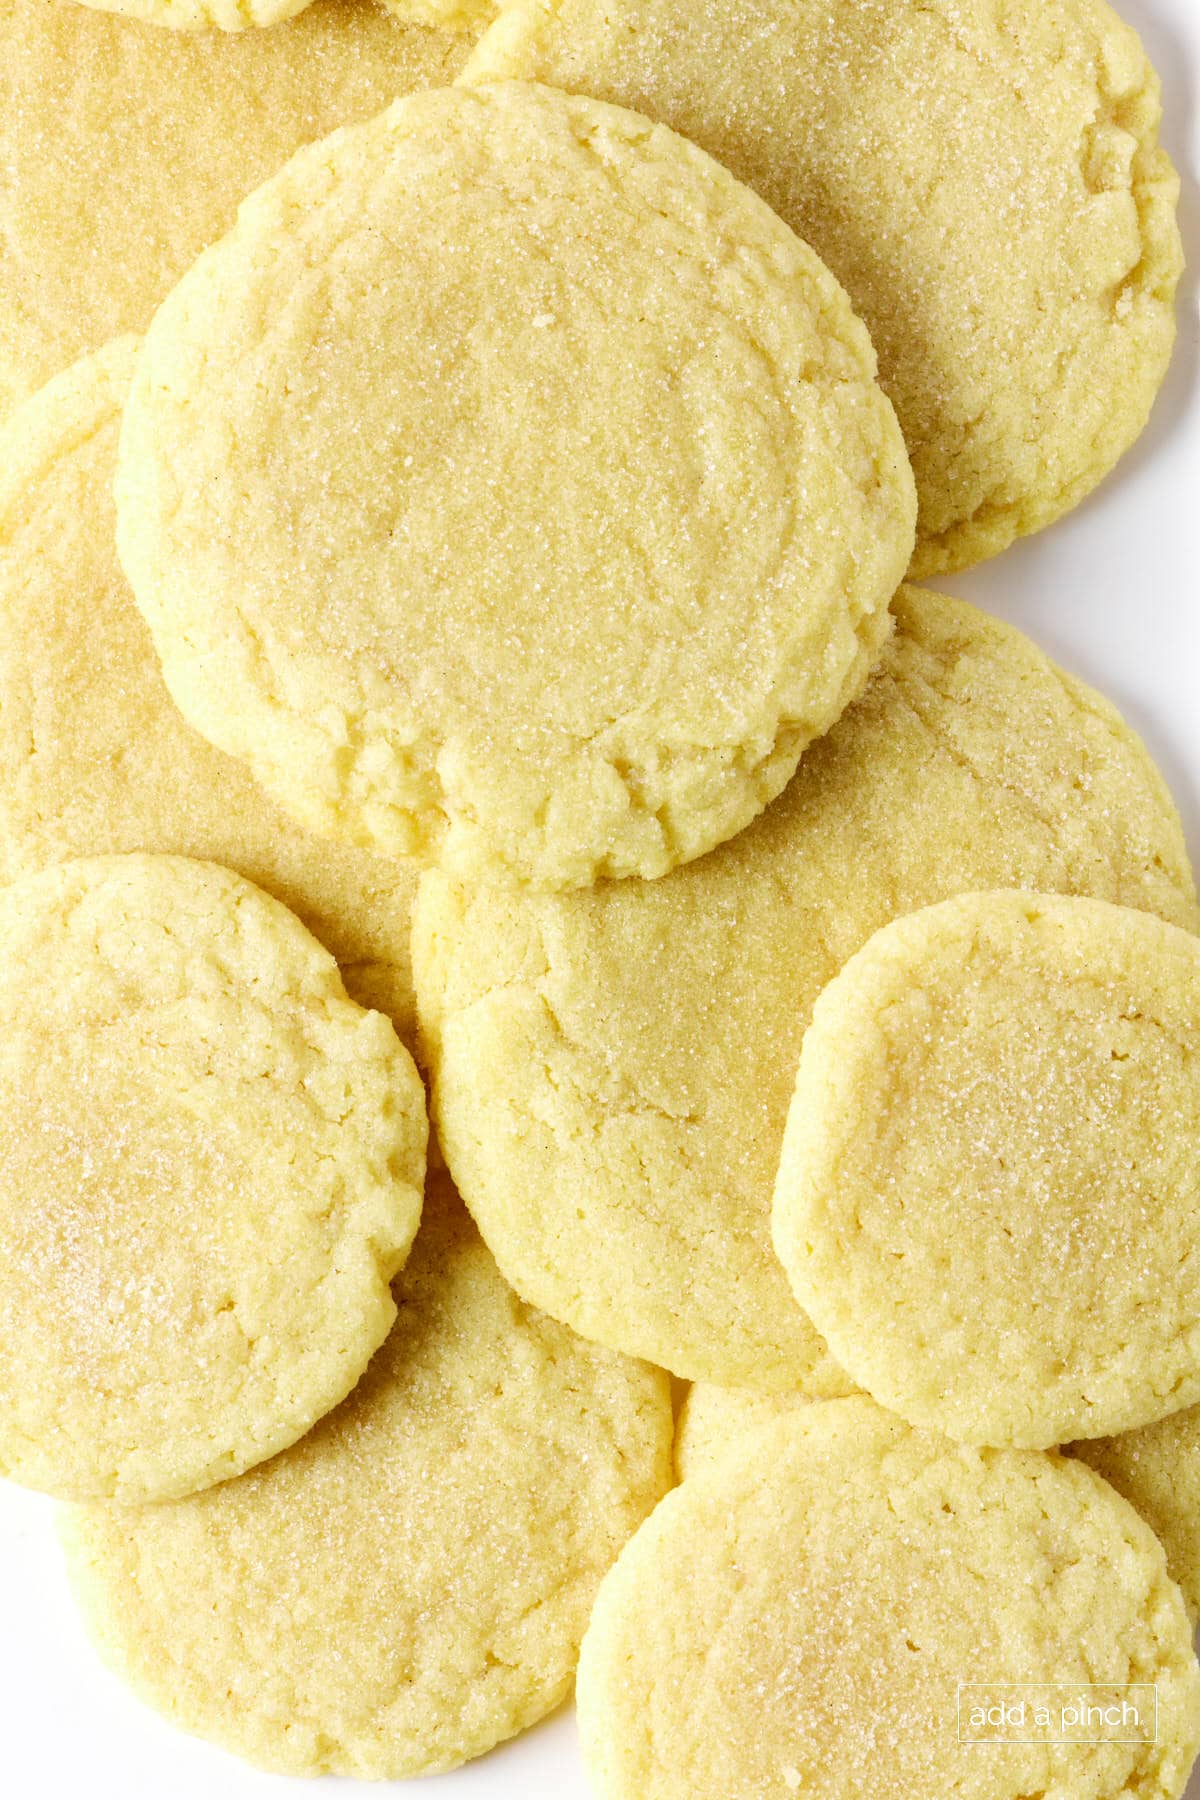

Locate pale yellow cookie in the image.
[774,891,1200,1449]
[464,0,1182,576]
[579,1398,1200,1800]
[378,0,494,36]
[0,0,468,418]
[70,0,312,29]
[675,1383,819,1483]
[414,587,1198,1388]
[683,1394,1200,1624]
[0,853,427,1503]
[62,1174,673,1778]
[116,80,916,889]
[1073,1412,1200,1623]
[0,339,423,1036]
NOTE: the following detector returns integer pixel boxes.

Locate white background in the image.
[1,0,1197,1792]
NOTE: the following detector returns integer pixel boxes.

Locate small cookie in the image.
[578,1398,1200,1800]
[774,891,1200,1448]
[0,0,468,417]
[69,0,313,28]
[463,0,1182,575]
[62,1176,673,1778]
[0,854,427,1502]
[0,338,422,1037]
[413,587,1198,1388]
[1074,1409,1200,1622]
[116,80,916,888]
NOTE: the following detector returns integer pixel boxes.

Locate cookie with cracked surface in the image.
[116,80,916,890]
[413,586,1198,1389]
[774,890,1200,1448]
[577,1398,1200,1800]
[463,0,1182,576]
[62,1174,674,1778]
[0,339,421,1038]
[0,0,468,419]
[0,853,427,1503]
[1073,1408,1200,1622]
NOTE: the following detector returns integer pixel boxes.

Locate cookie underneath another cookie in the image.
[1074,1408,1200,1623]
[0,853,427,1503]
[463,0,1182,575]
[774,890,1200,1448]
[0,0,468,418]
[0,338,422,1037]
[63,1176,673,1778]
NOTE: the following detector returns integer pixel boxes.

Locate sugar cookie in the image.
[774,890,1200,1447]
[414,587,1198,1387]
[0,854,427,1502]
[0,0,468,418]
[679,1383,1200,1624]
[0,340,423,1036]
[1074,1410,1200,1622]
[464,0,1182,575]
[378,0,493,34]
[63,1176,673,1777]
[675,1383,814,1483]
[578,1398,1200,1800]
[71,0,312,29]
[116,80,916,888]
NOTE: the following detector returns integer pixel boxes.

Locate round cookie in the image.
[0,339,422,1037]
[413,586,1199,1389]
[577,1398,1200,1800]
[116,80,916,889]
[675,1383,819,1483]
[1074,1410,1200,1622]
[463,0,1183,576]
[0,0,469,419]
[62,1175,673,1778]
[70,0,313,29]
[0,853,427,1503]
[679,1386,1200,1617]
[774,890,1200,1448]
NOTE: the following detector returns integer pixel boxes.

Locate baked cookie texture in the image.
[1074,1408,1200,1622]
[679,1387,1200,1622]
[115,80,916,890]
[774,890,1200,1448]
[413,586,1199,1388]
[69,0,314,28]
[0,854,427,1503]
[62,1176,674,1778]
[463,0,1183,576]
[0,0,468,419]
[378,0,495,35]
[578,1399,1200,1800]
[0,339,422,1037]
[675,1383,813,1484]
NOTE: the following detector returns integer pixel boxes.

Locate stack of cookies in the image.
[0,0,1196,1796]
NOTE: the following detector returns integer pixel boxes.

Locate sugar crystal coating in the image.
[0,853,427,1502]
